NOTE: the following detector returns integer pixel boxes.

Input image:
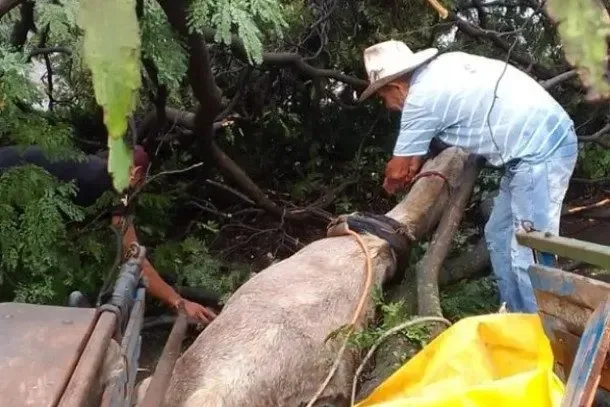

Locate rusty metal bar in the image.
[140,312,189,407]
[99,287,146,407]
[516,231,610,270]
[58,312,117,407]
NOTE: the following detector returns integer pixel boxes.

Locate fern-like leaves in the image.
[187,0,288,64]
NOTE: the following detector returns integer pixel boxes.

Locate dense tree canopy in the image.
[0,0,609,307]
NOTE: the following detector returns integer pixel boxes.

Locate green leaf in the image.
[141,0,188,91]
[187,0,287,65]
[77,0,142,192]
[545,0,610,100]
[107,137,133,193]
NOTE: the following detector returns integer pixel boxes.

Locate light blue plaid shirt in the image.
[394,51,576,166]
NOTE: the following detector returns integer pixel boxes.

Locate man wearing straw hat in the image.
[359,40,578,313]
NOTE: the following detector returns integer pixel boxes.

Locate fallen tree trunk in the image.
[439,237,490,285]
[436,190,496,286]
[156,147,469,407]
[355,160,487,400]
[416,154,483,331]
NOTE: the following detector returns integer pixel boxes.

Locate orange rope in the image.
[346,229,374,326]
[306,228,374,407]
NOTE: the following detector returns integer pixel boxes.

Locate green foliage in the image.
[141,0,189,92]
[579,143,610,178]
[0,166,90,303]
[0,46,82,160]
[187,0,288,64]
[78,0,142,192]
[152,236,250,301]
[349,285,430,352]
[34,0,80,44]
[441,276,500,321]
[546,0,610,100]
[0,45,41,108]
[471,168,501,203]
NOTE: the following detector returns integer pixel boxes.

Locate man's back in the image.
[403,51,575,166]
[0,145,113,207]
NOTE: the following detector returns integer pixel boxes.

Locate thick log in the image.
[159,147,470,407]
[439,237,491,285]
[416,154,483,326]
[355,155,483,400]
[436,190,496,286]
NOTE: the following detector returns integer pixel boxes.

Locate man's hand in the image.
[383,155,424,195]
[181,299,217,325]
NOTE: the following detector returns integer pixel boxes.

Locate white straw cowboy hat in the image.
[359,40,438,102]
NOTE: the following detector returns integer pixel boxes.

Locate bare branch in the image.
[164,107,234,131]
[27,46,72,61]
[200,28,368,90]
[9,0,34,48]
[261,53,368,89]
[540,69,578,89]
[579,123,610,147]
[458,0,540,10]
[216,66,253,121]
[0,0,24,18]
[444,9,557,79]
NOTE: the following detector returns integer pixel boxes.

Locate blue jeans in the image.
[484,140,578,313]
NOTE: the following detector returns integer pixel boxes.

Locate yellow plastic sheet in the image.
[356,313,565,407]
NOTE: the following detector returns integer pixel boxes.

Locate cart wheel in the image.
[68,291,91,308]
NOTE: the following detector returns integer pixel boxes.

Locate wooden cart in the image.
[0,244,187,407]
[517,228,610,407]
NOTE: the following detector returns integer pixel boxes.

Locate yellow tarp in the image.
[356,313,565,407]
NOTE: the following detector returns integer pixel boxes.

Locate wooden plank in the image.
[534,291,592,337]
[552,329,610,392]
[562,300,610,407]
[516,231,610,269]
[0,303,97,407]
[529,265,610,315]
[58,312,117,407]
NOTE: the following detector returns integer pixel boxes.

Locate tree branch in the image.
[540,69,578,89]
[134,0,330,222]
[415,154,483,336]
[9,0,34,49]
[458,0,541,10]
[445,9,557,79]
[261,53,368,89]
[579,123,610,147]
[27,46,72,61]
[216,66,252,121]
[0,0,25,19]
[200,28,368,90]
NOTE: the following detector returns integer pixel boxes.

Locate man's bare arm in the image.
[112,215,216,324]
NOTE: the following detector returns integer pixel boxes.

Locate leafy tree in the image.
[0,0,608,306]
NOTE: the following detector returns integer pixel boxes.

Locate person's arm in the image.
[112,215,216,324]
[384,97,441,194]
[394,96,441,157]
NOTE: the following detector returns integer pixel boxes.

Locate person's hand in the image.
[383,155,424,195]
[179,298,217,325]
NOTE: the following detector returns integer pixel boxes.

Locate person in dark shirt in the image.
[0,144,216,324]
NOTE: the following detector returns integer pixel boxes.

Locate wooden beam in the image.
[516,231,610,269]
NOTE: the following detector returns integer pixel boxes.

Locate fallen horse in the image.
[156,147,471,407]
